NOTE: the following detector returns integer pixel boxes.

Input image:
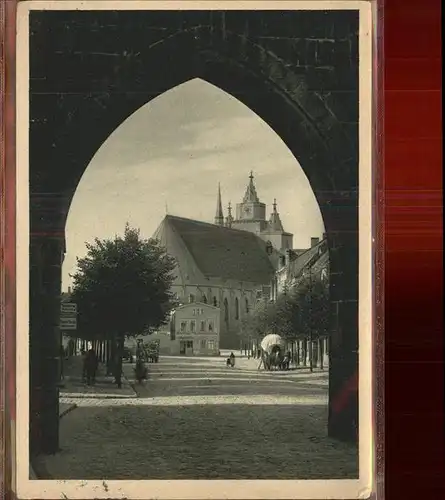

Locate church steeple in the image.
[243,171,260,203]
[214,183,224,226]
[269,198,284,232]
[225,202,234,228]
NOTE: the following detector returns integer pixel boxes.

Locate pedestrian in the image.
[229,351,235,367]
[85,348,99,385]
[80,348,87,382]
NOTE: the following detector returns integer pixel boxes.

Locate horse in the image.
[261,345,284,371]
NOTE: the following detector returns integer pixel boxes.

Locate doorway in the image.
[180,340,194,356]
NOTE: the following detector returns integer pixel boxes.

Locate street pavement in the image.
[38,354,358,480]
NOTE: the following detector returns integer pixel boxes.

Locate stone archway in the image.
[29,10,359,454]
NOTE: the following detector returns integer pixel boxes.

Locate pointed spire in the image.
[243,171,260,203]
[214,183,224,226]
[269,198,284,232]
[225,201,234,228]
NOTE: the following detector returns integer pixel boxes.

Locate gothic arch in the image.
[30,25,356,238]
[29,11,360,452]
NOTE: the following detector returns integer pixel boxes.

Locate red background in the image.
[0,0,443,497]
[384,0,443,497]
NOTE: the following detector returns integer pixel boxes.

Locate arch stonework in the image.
[29,10,359,454]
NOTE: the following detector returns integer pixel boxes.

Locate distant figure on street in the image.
[80,349,87,382]
[85,348,99,385]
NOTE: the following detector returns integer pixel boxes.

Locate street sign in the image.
[60,302,77,330]
[60,317,77,330]
[61,303,77,315]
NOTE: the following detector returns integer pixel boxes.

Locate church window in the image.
[213,296,218,307]
[189,294,195,303]
[200,321,206,332]
[235,298,240,320]
[224,298,229,324]
[180,321,187,332]
[245,298,249,313]
[208,320,214,332]
[192,309,196,316]
[190,320,196,333]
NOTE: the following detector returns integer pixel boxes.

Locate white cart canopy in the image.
[260,334,286,354]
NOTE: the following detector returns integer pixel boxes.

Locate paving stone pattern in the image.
[41,355,358,480]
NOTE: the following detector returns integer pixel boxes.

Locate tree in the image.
[240,293,301,348]
[294,270,330,370]
[70,223,177,387]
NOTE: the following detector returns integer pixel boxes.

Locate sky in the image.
[62,78,324,289]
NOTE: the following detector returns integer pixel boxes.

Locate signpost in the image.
[60,302,77,330]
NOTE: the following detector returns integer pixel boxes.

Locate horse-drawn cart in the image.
[259,334,290,371]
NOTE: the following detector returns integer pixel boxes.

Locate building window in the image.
[200,321,206,332]
[189,294,195,303]
[224,298,229,324]
[208,320,214,332]
[192,309,196,316]
[245,298,249,313]
[235,297,240,320]
[190,320,196,332]
[180,321,187,332]
[213,296,218,307]
[200,339,207,349]
[208,340,215,351]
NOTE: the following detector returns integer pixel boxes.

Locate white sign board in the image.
[60,317,77,330]
[61,302,77,316]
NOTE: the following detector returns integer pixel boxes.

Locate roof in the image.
[154,215,275,284]
[288,238,328,279]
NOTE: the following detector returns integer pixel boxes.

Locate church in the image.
[152,172,294,349]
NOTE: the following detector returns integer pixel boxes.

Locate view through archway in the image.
[48,79,350,480]
[26,7,365,484]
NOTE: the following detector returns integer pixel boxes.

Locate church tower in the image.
[225,202,234,228]
[231,172,268,234]
[214,183,224,226]
[259,198,294,251]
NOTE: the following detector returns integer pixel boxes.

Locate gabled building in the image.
[272,237,329,300]
[152,172,327,350]
[152,215,276,349]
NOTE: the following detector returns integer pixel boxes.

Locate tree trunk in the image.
[295,340,300,366]
[302,340,307,366]
[107,340,115,376]
[313,340,318,367]
[319,337,325,370]
[114,336,125,389]
[309,338,313,372]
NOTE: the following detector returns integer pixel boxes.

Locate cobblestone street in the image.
[37,355,358,480]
